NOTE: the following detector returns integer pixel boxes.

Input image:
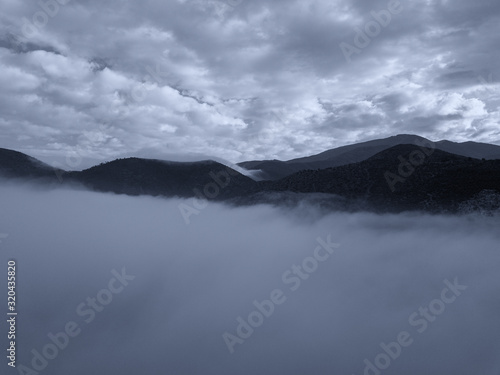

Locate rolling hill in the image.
[239,134,500,180]
[2,137,500,214]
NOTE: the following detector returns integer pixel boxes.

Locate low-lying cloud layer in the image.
[1,183,500,374]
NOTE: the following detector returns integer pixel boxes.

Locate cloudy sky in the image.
[1,0,499,169]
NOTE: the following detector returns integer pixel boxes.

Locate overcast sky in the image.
[1,0,500,168]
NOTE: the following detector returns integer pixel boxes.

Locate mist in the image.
[1,182,499,375]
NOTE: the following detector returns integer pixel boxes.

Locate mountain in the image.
[239,134,500,180]
[434,140,500,160]
[0,148,258,199]
[64,158,258,199]
[1,140,500,214]
[259,144,500,213]
[0,147,63,181]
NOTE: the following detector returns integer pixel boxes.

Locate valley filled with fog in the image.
[1,183,499,375]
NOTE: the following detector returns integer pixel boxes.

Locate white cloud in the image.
[0,0,500,166]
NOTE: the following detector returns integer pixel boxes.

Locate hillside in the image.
[0,148,63,181]
[2,142,500,214]
[260,144,500,213]
[64,158,259,199]
[239,134,500,180]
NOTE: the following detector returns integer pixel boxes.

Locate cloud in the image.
[1,0,500,167]
[1,183,500,374]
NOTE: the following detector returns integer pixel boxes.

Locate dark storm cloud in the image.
[1,184,500,374]
[0,31,61,55]
[0,0,499,167]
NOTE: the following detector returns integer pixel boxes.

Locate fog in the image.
[1,183,499,375]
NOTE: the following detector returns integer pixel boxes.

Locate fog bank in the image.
[0,183,499,375]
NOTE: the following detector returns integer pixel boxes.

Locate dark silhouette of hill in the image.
[260,144,500,213]
[434,140,500,159]
[0,147,63,181]
[1,141,500,214]
[64,158,259,199]
[0,148,258,199]
[239,134,500,180]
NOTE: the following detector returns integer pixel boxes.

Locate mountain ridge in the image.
[238,134,500,180]
[258,144,500,213]
[1,136,500,214]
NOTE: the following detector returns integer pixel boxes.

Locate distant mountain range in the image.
[0,148,258,200]
[259,144,500,213]
[2,134,500,214]
[239,134,500,180]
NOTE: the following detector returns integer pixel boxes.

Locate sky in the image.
[1,0,500,169]
[1,183,500,374]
